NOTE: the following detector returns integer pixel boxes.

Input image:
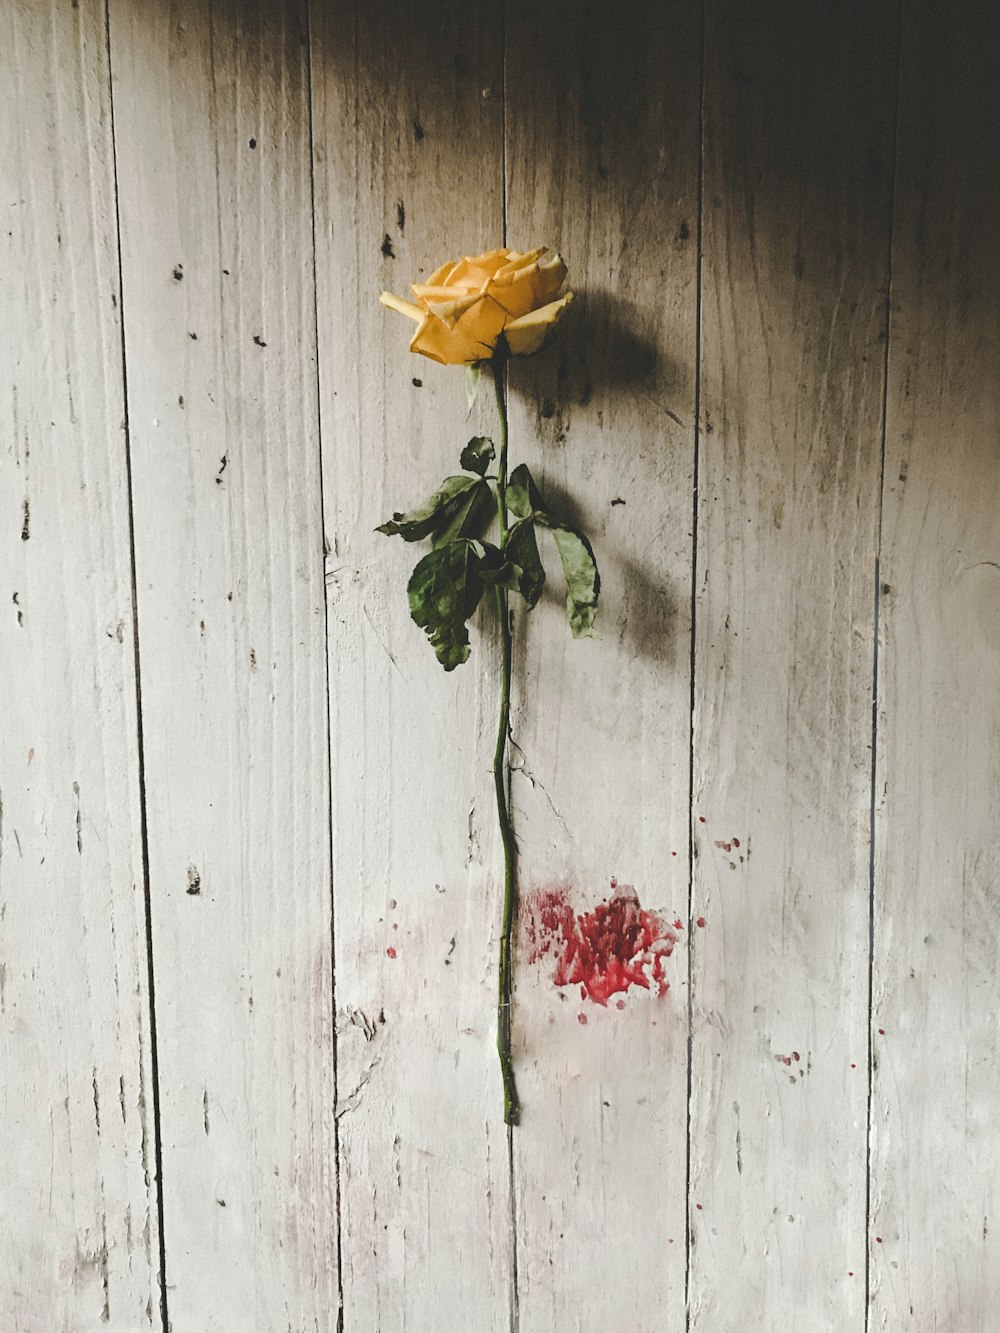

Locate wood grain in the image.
[690,5,897,1327]
[872,3,1000,1327]
[0,1,160,1327]
[310,4,514,1328]
[108,1,337,1326]
[504,4,700,1327]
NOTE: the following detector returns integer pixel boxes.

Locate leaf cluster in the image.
[377,439,600,670]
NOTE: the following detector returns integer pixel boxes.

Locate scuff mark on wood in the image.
[20,498,30,541]
[186,865,201,895]
[73,781,82,853]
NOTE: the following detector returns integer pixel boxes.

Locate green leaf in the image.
[549,525,600,637]
[460,435,495,476]
[506,463,546,520]
[406,540,487,671]
[505,518,546,609]
[377,474,481,543]
[432,478,493,548]
[465,362,483,414]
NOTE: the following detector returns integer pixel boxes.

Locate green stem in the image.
[491,355,519,1126]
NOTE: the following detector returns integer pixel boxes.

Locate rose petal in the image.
[410,294,508,365]
[379,291,425,323]
[504,292,573,356]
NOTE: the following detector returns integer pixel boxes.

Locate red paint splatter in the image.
[671,851,678,857]
[577,1012,588,1026]
[875,1236,883,1244]
[848,1271,854,1277]
[523,881,678,1005]
[695,1203,703,1210]
[715,840,733,853]
[698,816,706,824]
[386,947,397,959]
[792,1051,800,1062]
[878,1028,885,1035]
[673,918,684,931]
[851,1063,857,1069]
[616,999,625,1011]
[696,916,706,928]
[732,837,740,848]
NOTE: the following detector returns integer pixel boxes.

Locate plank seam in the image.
[102,3,169,1328]
[685,2,708,1326]
[304,4,345,1328]
[865,4,906,1330]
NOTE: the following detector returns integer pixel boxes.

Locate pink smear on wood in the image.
[523,879,678,1005]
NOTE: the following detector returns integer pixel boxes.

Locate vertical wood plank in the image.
[872,4,1000,1327]
[310,4,513,1328]
[0,1,160,1327]
[108,2,337,1325]
[690,6,897,1327]
[505,4,700,1327]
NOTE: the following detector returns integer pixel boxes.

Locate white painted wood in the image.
[504,5,700,1328]
[0,1,160,1328]
[689,8,897,1329]
[310,7,515,1328]
[107,2,337,1326]
[871,4,1000,1327]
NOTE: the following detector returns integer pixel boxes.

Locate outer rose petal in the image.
[379,290,424,322]
[410,294,509,365]
[445,250,512,290]
[504,292,574,357]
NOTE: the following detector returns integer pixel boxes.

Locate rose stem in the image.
[491,351,519,1127]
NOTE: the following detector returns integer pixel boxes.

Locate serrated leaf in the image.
[548,525,600,637]
[406,540,487,671]
[460,435,495,476]
[506,462,546,520]
[432,478,493,548]
[377,474,481,542]
[465,362,483,414]
[505,518,546,609]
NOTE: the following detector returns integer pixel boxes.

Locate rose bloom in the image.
[380,246,572,365]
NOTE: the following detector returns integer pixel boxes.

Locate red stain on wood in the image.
[523,880,678,1006]
[386,947,397,959]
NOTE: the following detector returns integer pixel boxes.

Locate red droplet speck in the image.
[848,1271,854,1277]
[732,837,740,848]
[577,1012,588,1026]
[522,883,679,1005]
[698,816,706,824]
[671,851,678,857]
[674,918,684,930]
[616,999,625,1010]
[668,1237,674,1243]
[695,1203,703,1210]
[386,947,397,959]
[696,916,706,928]
[851,1063,857,1069]
[875,1236,883,1244]
[792,1051,800,1061]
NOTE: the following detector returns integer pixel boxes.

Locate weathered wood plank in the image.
[108,2,337,1326]
[871,4,1000,1327]
[0,2,160,1328]
[690,6,897,1327]
[504,4,700,1327]
[310,4,513,1328]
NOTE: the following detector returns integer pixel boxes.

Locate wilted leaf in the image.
[432,478,493,548]
[505,518,546,609]
[465,362,483,414]
[506,462,546,520]
[377,474,482,542]
[406,540,487,671]
[549,525,600,637]
[460,435,495,476]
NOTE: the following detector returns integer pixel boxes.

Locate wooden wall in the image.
[2,1,999,1329]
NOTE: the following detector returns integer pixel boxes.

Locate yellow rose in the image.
[379,246,573,365]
